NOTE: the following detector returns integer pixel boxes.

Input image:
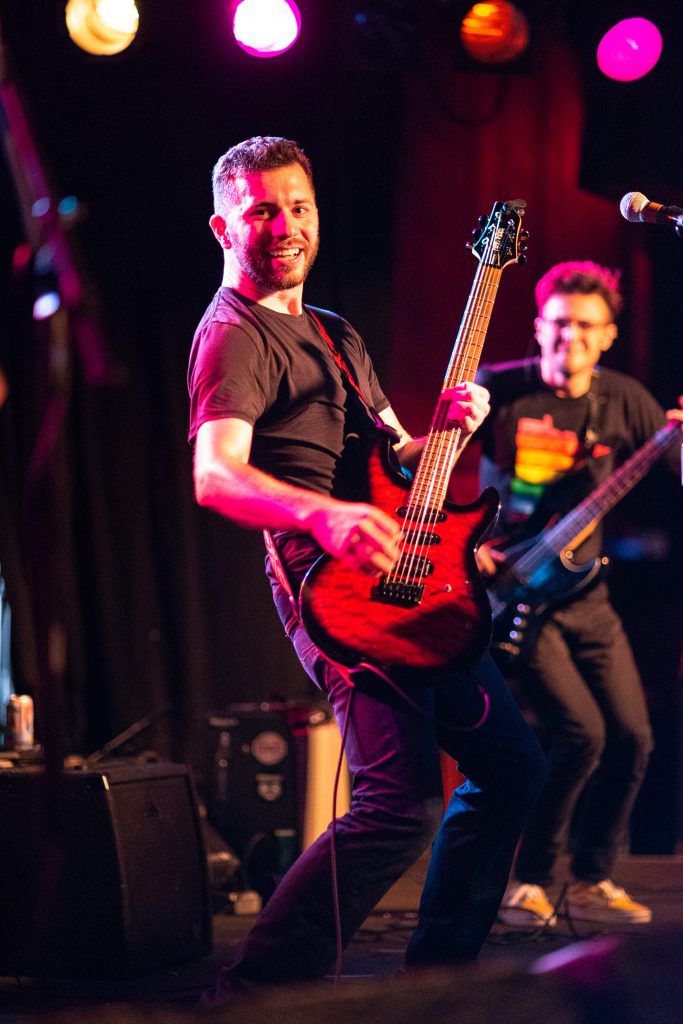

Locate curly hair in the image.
[212,136,314,214]
[535,261,623,320]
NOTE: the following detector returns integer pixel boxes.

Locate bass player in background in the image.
[188,135,546,1006]
[476,260,683,929]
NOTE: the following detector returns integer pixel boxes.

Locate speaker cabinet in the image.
[206,703,298,898]
[206,700,350,899]
[0,761,212,978]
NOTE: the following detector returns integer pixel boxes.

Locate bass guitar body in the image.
[486,418,681,669]
[488,536,605,668]
[300,439,500,680]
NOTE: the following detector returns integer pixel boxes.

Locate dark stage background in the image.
[0,1,681,847]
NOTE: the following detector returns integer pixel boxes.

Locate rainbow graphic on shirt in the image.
[509,414,581,519]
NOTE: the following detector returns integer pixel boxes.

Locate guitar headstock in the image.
[468,199,528,270]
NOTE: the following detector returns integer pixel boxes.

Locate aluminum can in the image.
[4,694,34,750]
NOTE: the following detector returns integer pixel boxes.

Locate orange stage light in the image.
[460,1,529,65]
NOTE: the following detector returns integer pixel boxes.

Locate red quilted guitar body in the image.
[299,442,499,679]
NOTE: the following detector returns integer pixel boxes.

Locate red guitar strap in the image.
[306,308,399,442]
[263,308,398,631]
[306,308,375,410]
[263,527,298,618]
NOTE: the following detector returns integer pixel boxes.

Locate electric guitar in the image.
[487,417,680,666]
[299,200,527,680]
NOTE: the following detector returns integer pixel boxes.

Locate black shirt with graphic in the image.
[476,359,674,564]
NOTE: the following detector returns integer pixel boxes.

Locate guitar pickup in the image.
[397,505,447,525]
[404,530,441,546]
[397,554,434,578]
[372,578,425,607]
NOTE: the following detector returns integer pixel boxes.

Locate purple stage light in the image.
[597,17,662,82]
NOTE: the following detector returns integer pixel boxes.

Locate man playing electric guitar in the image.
[475,261,683,929]
[188,136,546,1006]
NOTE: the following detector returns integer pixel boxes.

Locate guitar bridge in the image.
[371,578,425,607]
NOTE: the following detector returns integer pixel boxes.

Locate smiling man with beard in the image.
[186,136,546,1007]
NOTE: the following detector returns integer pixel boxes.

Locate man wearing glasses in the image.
[475,261,683,929]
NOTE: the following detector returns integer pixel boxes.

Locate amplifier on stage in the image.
[205,700,350,898]
[0,760,212,978]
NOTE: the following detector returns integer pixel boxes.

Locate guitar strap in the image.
[264,308,400,619]
[306,307,400,442]
[263,526,299,619]
[584,370,605,451]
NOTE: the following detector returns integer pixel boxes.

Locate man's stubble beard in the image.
[238,232,320,292]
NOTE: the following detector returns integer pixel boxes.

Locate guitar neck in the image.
[408,263,503,512]
[540,419,679,556]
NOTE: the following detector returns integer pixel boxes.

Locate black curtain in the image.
[0,0,408,774]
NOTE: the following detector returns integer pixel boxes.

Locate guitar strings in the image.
[389,255,501,589]
[392,261,497,586]
[506,419,679,583]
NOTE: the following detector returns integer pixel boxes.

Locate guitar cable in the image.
[350,661,491,734]
[325,662,490,983]
[328,679,355,982]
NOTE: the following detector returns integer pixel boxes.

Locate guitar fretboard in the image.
[407,263,503,514]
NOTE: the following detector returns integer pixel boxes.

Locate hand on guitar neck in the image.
[315,381,491,578]
[391,381,491,478]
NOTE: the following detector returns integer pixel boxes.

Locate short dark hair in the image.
[212,136,314,214]
[535,261,623,320]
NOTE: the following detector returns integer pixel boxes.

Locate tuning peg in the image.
[517,254,527,265]
[465,241,473,249]
[479,215,488,227]
[520,229,530,240]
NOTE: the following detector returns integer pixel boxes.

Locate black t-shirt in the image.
[187,287,390,501]
[476,358,673,563]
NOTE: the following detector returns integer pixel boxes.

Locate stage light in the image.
[232,0,301,59]
[33,292,62,321]
[65,0,139,56]
[460,2,529,65]
[597,17,662,82]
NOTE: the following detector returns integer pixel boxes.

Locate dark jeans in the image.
[221,561,546,983]
[514,583,654,887]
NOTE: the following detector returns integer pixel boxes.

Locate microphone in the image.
[620,191,683,228]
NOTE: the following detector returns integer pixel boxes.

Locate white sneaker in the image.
[566,879,652,924]
[498,882,557,928]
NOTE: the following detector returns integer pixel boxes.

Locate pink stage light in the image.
[597,17,662,82]
[232,0,301,58]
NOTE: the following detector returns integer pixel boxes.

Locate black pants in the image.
[514,583,654,886]
[219,559,546,983]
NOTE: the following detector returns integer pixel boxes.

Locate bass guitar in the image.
[300,200,527,680]
[487,417,680,666]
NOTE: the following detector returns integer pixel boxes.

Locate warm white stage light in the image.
[65,0,139,56]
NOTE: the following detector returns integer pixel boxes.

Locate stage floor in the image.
[2,854,683,1023]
